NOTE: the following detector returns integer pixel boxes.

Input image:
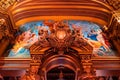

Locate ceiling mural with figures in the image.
[6,20,115,58]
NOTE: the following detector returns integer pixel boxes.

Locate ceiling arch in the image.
[8,0,114,28]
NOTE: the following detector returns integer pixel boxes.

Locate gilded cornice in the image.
[107,0,120,10]
[0,0,18,10]
[7,0,113,28]
[15,16,107,27]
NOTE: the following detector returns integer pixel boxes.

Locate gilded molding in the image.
[12,5,111,15]
[15,16,107,27]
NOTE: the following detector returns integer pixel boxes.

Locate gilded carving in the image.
[31,54,42,64]
[21,66,40,80]
[0,18,6,40]
[0,18,14,42]
[80,55,91,63]
[30,21,93,54]
[0,0,18,10]
[79,54,96,80]
[107,0,120,10]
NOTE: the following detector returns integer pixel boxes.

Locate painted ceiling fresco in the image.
[7,20,115,58]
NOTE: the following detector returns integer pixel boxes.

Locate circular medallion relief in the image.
[56,30,66,39]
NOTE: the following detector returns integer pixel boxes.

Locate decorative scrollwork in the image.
[0,0,19,10]
[0,18,6,40]
[79,54,96,79]
[21,66,40,80]
[30,21,93,54]
[31,54,42,64]
[80,55,91,61]
[47,21,73,50]
[107,0,120,10]
[0,18,14,41]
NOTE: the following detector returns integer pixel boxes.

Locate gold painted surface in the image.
[94,66,120,69]
[0,0,18,10]
[0,58,31,61]
[30,47,50,54]
[0,66,30,68]
[15,16,107,28]
[91,0,113,10]
[71,47,92,54]
[10,1,112,10]
[92,56,120,60]
[12,5,110,14]
[10,0,32,10]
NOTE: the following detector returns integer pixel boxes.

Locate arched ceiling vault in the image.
[6,0,115,29]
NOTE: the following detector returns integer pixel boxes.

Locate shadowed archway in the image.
[47,66,75,80]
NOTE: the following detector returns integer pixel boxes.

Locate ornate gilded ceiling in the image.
[0,0,120,74]
[0,0,119,58]
[0,0,119,29]
[113,10,120,22]
[107,0,120,10]
[3,20,116,58]
[7,0,114,28]
[0,0,18,10]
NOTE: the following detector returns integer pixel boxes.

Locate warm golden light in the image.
[56,30,66,39]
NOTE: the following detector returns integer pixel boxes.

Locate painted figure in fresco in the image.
[9,29,38,56]
[96,29,110,52]
[12,30,36,53]
[88,29,110,52]
[9,24,50,57]
[8,20,114,57]
[87,29,102,49]
[72,24,83,39]
[72,23,111,56]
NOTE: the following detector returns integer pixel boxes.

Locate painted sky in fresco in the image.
[7,20,115,58]
[67,20,114,56]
